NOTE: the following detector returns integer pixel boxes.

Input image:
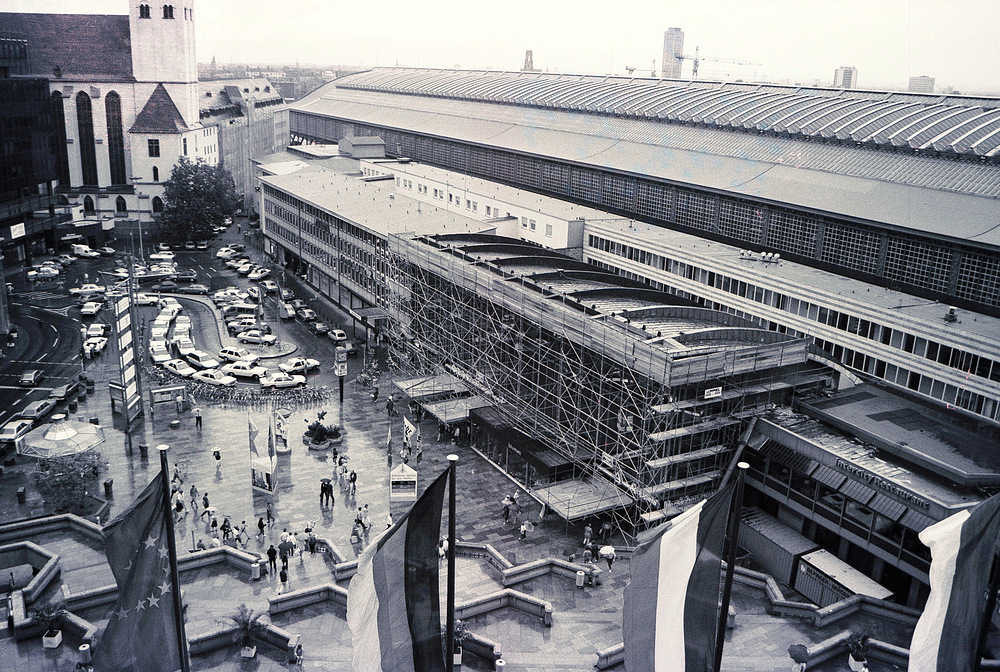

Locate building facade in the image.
[833,66,857,88]
[908,75,935,93]
[661,28,685,79]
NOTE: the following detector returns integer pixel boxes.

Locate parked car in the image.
[246,286,261,302]
[0,418,33,444]
[327,329,348,344]
[177,283,210,295]
[183,241,196,250]
[218,347,260,364]
[55,254,76,265]
[18,369,43,386]
[229,243,245,252]
[173,336,196,356]
[80,302,102,317]
[248,268,271,281]
[49,381,82,402]
[84,336,109,354]
[260,280,279,294]
[136,292,159,306]
[86,323,108,338]
[163,358,197,378]
[175,269,198,282]
[296,308,318,322]
[77,248,100,258]
[337,341,359,357]
[216,247,238,260]
[289,299,308,311]
[157,242,171,251]
[278,357,320,374]
[27,266,59,281]
[98,246,116,257]
[192,369,237,387]
[226,317,261,335]
[308,321,330,336]
[185,350,220,370]
[149,251,175,261]
[280,289,295,301]
[149,341,172,364]
[220,360,269,380]
[237,263,259,276]
[196,240,209,250]
[69,283,106,296]
[150,281,179,293]
[279,303,296,320]
[259,372,306,389]
[17,399,56,423]
[157,297,182,311]
[237,329,276,345]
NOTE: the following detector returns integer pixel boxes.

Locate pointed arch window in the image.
[116,196,128,214]
[50,92,70,186]
[105,91,127,186]
[139,4,151,18]
[76,91,98,187]
[152,196,164,213]
[84,196,95,214]
[152,166,159,182]
[162,4,174,19]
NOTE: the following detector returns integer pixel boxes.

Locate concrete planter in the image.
[42,629,62,648]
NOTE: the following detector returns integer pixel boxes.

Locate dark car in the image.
[289,299,308,311]
[177,283,210,295]
[49,381,82,401]
[229,244,246,252]
[308,321,330,336]
[19,369,43,386]
[150,281,179,292]
[175,269,198,282]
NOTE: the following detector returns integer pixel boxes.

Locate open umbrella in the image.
[320,478,332,484]
[20,415,105,458]
[599,545,615,558]
[278,540,294,556]
[788,644,809,664]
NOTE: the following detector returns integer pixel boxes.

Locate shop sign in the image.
[835,459,930,509]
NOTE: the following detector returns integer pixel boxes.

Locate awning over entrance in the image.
[533,477,634,521]
[350,306,391,321]
[395,373,469,402]
[422,395,489,424]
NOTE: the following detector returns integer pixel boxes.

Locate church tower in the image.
[129,0,199,126]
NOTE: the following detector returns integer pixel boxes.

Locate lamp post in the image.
[130,178,146,263]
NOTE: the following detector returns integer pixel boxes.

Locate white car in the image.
[0,418,33,444]
[86,323,108,338]
[246,286,261,302]
[174,315,191,329]
[84,336,109,354]
[136,292,158,306]
[259,372,306,389]
[237,329,276,345]
[218,347,260,364]
[216,248,238,260]
[80,301,102,317]
[149,341,171,364]
[158,297,182,311]
[185,350,220,370]
[27,267,59,281]
[279,357,320,374]
[69,283,106,296]
[327,329,348,343]
[149,251,175,261]
[173,336,196,356]
[163,358,197,378]
[77,249,101,258]
[192,369,237,387]
[220,360,270,380]
[248,268,271,281]
[260,280,279,294]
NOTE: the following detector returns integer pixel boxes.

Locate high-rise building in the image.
[661,28,684,79]
[834,66,857,89]
[908,75,935,93]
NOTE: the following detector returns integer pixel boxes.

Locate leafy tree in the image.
[31,449,106,514]
[159,157,238,243]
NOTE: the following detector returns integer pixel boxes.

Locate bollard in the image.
[139,444,149,457]
[78,643,91,664]
[175,395,184,413]
[68,400,78,413]
[16,487,26,504]
[103,479,113,498]
[90,417,99,425]
[495,660,505,671]
[576,570,586,588]
[251,562,261,580]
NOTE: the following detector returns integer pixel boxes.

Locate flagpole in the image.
[974,551,1000,672]
[446,454,458,672]
[713,462,748,672]
[157,445,191,672]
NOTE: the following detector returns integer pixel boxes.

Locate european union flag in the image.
[91,475,185,672]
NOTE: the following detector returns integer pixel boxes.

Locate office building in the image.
[908,75,935,93]
[661,28,684,79]
[833,66,857,89]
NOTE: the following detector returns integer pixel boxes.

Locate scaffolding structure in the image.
[387,233,830,536]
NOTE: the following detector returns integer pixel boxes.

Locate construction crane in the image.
[625,60,657,77]
[676,46,761,79]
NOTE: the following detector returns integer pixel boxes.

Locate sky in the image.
[2,0,998,94]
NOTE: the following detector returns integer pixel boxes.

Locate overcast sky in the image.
[3,0,998,94]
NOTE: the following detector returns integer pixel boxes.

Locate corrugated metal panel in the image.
[739,507,818,585]
[838,478,876,505]
[867,493,907,521]
[810,465,847,489]
[899,508,936,532]
[797,550,894,605]
[759,440,818,475]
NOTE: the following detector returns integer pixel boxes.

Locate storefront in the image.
[470,406,576,489]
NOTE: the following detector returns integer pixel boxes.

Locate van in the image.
[71,243,94,256]
[221,302,260,319]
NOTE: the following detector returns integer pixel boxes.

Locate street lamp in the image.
[130,177,147,263]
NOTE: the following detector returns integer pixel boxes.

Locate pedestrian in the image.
[174,497,186,519]
[400,446,410,464]
[257,517,266,540]
[355,507,364,530]
[319,481,325,506]
[221,518,232,541]
[437,422,446,442]
[361,504,370,530]
[602,547,616,573]
[308,532,317,554]
[519,521,529,541]
[189,484,199,513]
[237,520,248,547]
[213,447,222,473]
[502,503,510,524]
[348,470,357,497]
[385,513,393,530]
[438,536,448,559]
[172,463,183,484]
[193,407,202,429]
[210,515,218,536]
[583,523,593,546]
[371,386,379,403]
[583,546,593,563]
[295,643,304,668]
[386,396,395,417]
[280,528,289,544]
[266,501,274,525]
[279,547,288,571]
[600,521,613,541]
[210,536,222,548]
[196,539,207,551]
[202,492,210,511]
[279,567,288,594]
[453,424,461,445]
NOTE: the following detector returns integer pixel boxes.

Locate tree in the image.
[31,449,106,514]
[159,157,238,243]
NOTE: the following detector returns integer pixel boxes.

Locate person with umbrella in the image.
[788,644,809,671]
[519,520,534,541]
[599,545,616,574]
[278,539,293,570]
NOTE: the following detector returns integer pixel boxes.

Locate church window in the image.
[152,166,159,182]
[76,91,99,187]
[162,5,174,19]
[139,4,151,18]
[105,91,127,186]
[116,196,127,214]
[152,196,164,213]
[50,92,70,186]
[148,139,160,157]
[84,196,95,214]
[183,138,188,155]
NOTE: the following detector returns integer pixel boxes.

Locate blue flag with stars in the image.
[91,475,184,672]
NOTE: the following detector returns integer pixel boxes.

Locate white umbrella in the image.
[599,545,615,558]
[20,416,106,458]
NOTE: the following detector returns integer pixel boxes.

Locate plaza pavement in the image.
[0,231,914,671]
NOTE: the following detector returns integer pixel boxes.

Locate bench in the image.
[9,589,26,628]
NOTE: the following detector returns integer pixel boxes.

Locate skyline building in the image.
[909,75,936,93]
[661,28,684,79]
[833,65,857,88]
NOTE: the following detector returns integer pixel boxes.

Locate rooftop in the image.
[0,12,132,81]
[130,83,189,134]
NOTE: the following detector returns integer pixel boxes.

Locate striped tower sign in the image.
[347,468,449,672]
[623,482,734,672]
[909,492,1000,672]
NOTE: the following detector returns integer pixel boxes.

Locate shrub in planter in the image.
[31,601,68,648]
[453,619,469,666]
[846,630,871,671]
[303,411,342,447]
[228,603,268,659]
